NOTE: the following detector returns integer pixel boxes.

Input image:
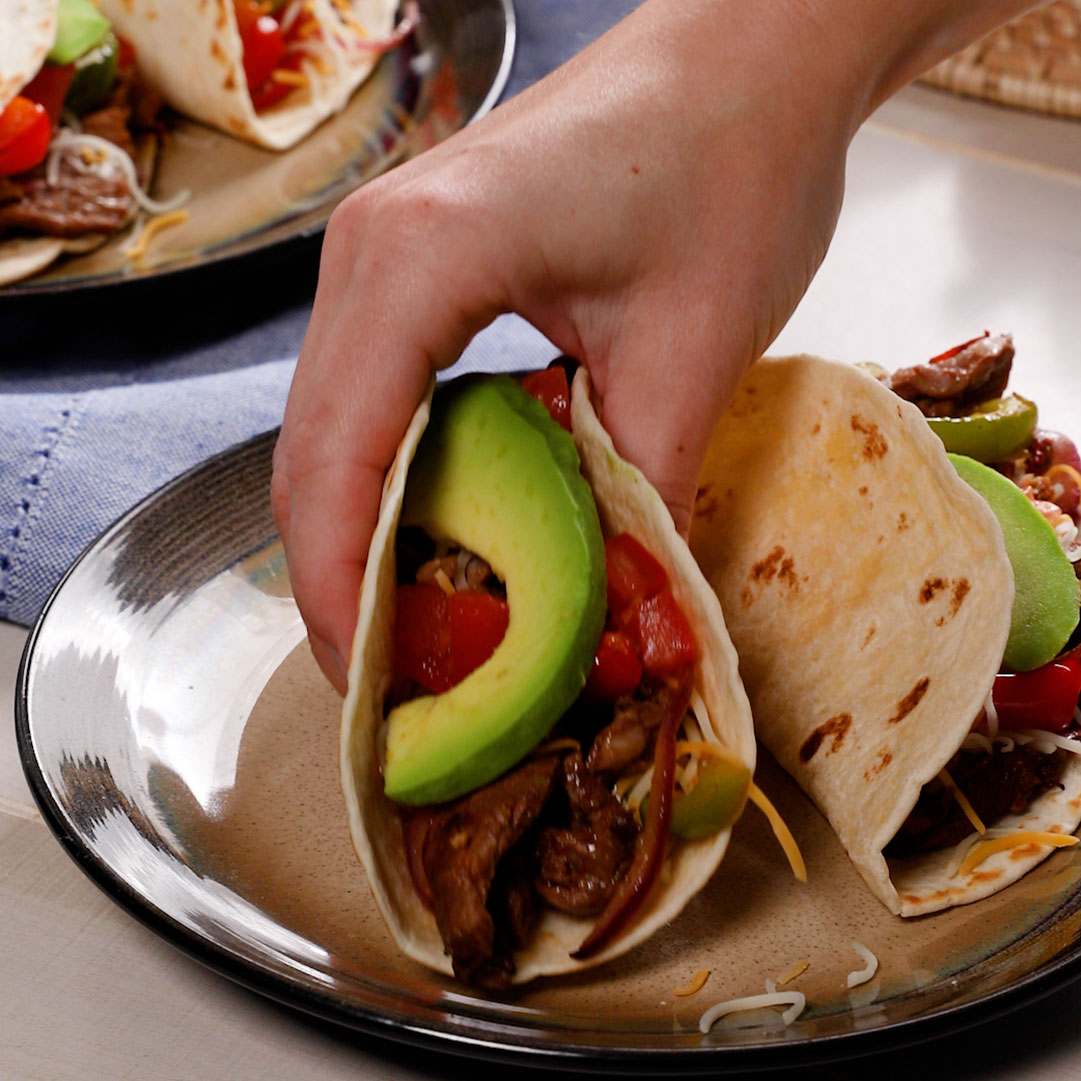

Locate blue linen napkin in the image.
[0,0,641,627]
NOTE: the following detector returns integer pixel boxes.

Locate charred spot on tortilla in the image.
[749,547,799,590]
[799,713,852,764]
[920,578,948,604]
[897,512,911,532]
[969,869,1004,884]
[861,623,877,649]
[886,677,930,725]
[864,749,892,782]
[850,415,889,460]
[951,579,971,615]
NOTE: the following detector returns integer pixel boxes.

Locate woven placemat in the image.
[920,1,1081,118]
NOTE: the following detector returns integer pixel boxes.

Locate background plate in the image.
[16,430,1081,1073]
[0,0,514,300]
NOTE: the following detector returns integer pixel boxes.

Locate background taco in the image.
[690,353,1081,916]
[97,0,401,151]
[339,367,757,985]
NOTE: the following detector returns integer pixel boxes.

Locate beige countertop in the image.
[5,83,1081,1079]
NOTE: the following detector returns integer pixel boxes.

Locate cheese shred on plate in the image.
[123,210,190,261]
[699,989,806,1032]
[845,941,878,989]
[674,969,710,997]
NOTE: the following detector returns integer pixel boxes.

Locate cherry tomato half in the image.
[0,96,52,176]
[234,0,286,91]
[993,650,1081,733]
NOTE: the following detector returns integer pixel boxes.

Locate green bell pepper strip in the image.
[926,394,1037,463]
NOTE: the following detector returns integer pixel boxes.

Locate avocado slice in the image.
[48,0,110,66]
[949,453,1079,671]
[384,376,607,805]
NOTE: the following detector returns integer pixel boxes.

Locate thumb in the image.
[592,313,754,537]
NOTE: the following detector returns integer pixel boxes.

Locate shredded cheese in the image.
[776,959,809,986]
[699,990,806,1031]
[675,969,710,997]
[1012,730,1081,755]
[939,767,986,834]
[433,568,455,597]
[846,941,878,989]
[122,209,189,261]
[959,831,1078,875]
[270,68,310,88]
[748,782,808,882]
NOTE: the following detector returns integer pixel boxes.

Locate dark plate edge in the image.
[10,427,1081,1074]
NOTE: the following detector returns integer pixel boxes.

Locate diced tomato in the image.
[584,630,642,700]
[249,49,302,111]
[116,36,138,70]
[21,63,75,126]
[394,582,509,694]
[992,650,1081,733]
[604,532,669,620]
[449,590,509,683]
[630,589,697,678]
[393,582,454,693]
[521,366,571,431]
[0,97,51,176]
[234,0,286,90]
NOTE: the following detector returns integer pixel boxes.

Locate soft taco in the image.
[340,365,763,987]
[96,0,410,151]
[0,0,177,285]
[690,340,1081,916]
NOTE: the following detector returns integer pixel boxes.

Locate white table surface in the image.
[6,83,1081,1079]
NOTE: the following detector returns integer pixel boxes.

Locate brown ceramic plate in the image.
[16,430,1081,1074]
[0,0,514,301]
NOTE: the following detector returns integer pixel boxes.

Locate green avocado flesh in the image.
[49,0,110,65]
[641,758,750,839]
[949,453,1079,671]
[383,375,607,805]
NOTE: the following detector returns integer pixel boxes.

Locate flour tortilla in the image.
[0,0,55,113]
[689,354,1081,916]
[340,369,756,982]
[97,0,397,150]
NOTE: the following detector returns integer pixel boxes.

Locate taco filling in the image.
[341,366,781,986]
[381,370,747,987]
[879,333,1081,868]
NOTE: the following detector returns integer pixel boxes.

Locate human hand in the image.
[272,0,1036,693]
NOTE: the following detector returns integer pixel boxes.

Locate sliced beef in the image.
[0,167,131,237]
[887,333,1014,418]
[534,751,637,915]
[421,755,560,988]
[586,678,679,774]
[887,743,1068,856]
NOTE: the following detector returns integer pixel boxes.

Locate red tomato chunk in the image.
[394,582,509,694]
[521,366,572,431]
[585,630,642,700]
[605,532,669,618]
[993,650,1081,733]
[630,589,697,678]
